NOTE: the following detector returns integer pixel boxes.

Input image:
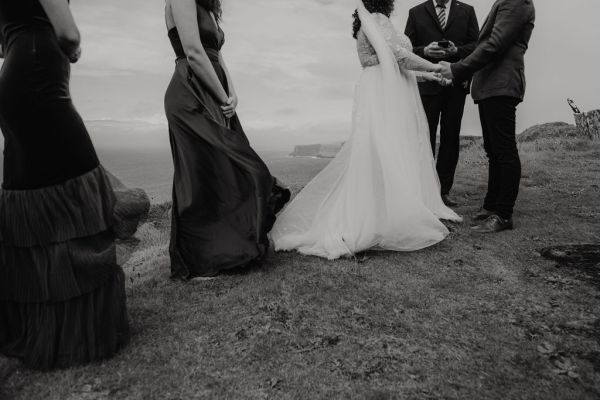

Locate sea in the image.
[97,147,331,203]
[0,146,331,204]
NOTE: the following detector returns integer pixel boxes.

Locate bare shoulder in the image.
[169,0,197,12]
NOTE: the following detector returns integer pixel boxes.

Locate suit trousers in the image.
[420,85,467,195]
[478,96,521,220]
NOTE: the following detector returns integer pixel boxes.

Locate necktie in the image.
[436,1,447,29]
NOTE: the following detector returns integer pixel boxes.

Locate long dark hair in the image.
[197,0,223,22]
[352,0,395,39]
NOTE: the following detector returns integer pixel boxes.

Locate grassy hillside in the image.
[1,126,600,399]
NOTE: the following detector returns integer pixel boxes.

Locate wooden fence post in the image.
[574,109,600,140]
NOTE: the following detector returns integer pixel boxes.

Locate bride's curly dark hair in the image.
[197,0,223,22]
[352,0,395,39]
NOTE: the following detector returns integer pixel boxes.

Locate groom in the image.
[440,0,535,233]
[405,0,479,208]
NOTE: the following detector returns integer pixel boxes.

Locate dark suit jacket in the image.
[451,0,535,102]
[405,0,479,95]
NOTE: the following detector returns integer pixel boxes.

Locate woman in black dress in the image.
[0,0,129,369]
[165,0,290,279]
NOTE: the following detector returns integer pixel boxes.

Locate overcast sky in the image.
[33,0,600,150]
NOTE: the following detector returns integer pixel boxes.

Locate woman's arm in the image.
[39,0,81,62]
[170,0,229,105]
[218,53,238,118]
[374,13,441,73]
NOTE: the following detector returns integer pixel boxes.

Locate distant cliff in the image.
[517,122,579,142]
[289,136,482,157]
[290,142,344,158]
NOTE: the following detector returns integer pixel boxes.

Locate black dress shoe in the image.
[441,194,458,207]
[471,215,514,233]
[474,207,495,221]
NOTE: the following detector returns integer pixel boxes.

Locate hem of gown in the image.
[169,243,268,280]
[0,267,130,371]
[0,165,117,248]
[274,231,449,261]
[169,175,290,280]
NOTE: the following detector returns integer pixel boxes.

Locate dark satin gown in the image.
[165,5,289,279]
[0,0,129,370]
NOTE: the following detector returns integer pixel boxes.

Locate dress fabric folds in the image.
[0,0,129,370]
[164,5,289,279]
[271,8,461,260]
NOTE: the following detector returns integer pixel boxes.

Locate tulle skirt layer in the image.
[271,66,461,260]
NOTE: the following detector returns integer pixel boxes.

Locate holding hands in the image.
[424,41,457,83]
[438,61,454,80]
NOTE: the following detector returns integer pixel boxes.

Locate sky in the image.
[10,0,600,151]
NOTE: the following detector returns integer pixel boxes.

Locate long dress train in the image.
[164,5,289,279]
[271,7,461,260]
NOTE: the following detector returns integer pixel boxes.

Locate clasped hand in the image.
[437,61,454,80]
[221,94,238,119]
[69,47,82,64]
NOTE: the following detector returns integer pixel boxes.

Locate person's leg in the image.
[420,95,443,156]
[478,100,500,213]
[437,86,467,196]
[487,97,521,220]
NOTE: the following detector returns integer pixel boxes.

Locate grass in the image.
[1,132,600,399]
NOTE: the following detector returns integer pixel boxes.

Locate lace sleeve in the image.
[373,13,438,73]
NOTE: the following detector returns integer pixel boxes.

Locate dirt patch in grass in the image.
[541,245,600,289]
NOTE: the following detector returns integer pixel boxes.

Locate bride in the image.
[271,0,462,260]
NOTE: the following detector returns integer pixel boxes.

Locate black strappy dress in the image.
[0,0,129,370]
[165,5,289,278]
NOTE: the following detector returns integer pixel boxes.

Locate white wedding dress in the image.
[271,6,462,260]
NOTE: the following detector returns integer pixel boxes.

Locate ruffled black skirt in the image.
[0,267,129,370]
[0,167,130,370]
[164,53,290,278]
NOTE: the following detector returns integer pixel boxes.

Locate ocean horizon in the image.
[0,146,331,204]
[96,147,327,204]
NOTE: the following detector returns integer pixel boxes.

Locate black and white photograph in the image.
[0,0,599,398]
